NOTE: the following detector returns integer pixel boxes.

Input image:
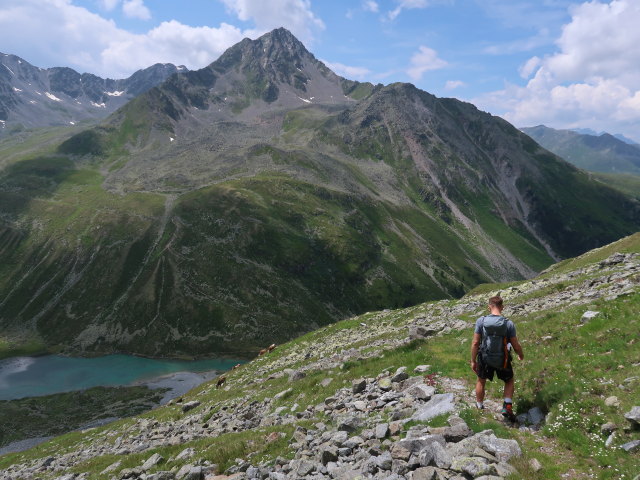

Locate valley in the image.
[1,29,638,359]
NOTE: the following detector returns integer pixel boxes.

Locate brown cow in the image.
[258,348,267,356]
[267,343,277,353]
[215,375,227,389]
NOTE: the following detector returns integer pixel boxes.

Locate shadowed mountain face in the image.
[521,125,640,175]
[1,29,638,357]
[0,54,186,134]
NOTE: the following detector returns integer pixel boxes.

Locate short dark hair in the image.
[488,296,503,307]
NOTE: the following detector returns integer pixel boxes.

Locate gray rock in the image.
[392,367,409,383]
[376,451,393,470]
[432,442,452,469]
[414,365,431,373]
[274,388,292,400]
[181,401,201,413]
[529,458,543,471]
[390,443,412,461]
[344,436,365,449]
[450,456,494,477]
[410,466,437,480]
[604,396,620,407]
[320,378,334,387]
[352,378,367,394]
[294,459,315,476]
[147,472,175,480]
[605,433,615,448]
[375,423,390,439]
[288,370,306,382]
[580,310,599,323]
[337,416,361,432]
[406,384,436,401]
[331,430,349,445]
[472,447,497,463]
[175,448,195,461]
[394,435,445,456]
[478,433,522,462]
[353,400,367,411]
[176,465,201,480]
[391,458,409,475]
[601,422,617,434]
[528,407,546,425]
[412,393,456,421]
[101,461,121,474]
[409,325,439,340]
[624,406,640,425]
[141,453,164,471]
[620,439,640,453]
[319,445,338,465]
[494,462,517,477]
[378,377,393,391]
[429,423,473,442]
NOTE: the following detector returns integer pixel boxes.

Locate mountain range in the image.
[521,125,640,175]
[0,28,638,358]
[0,53,186,134]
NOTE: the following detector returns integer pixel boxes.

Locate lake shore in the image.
[0,369,222,456]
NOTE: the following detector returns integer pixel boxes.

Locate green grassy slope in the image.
[1,234,637,479]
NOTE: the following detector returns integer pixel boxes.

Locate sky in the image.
[1,0,639,142]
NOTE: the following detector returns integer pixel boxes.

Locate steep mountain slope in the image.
[521,125,640,175]
[0,53,186,135]
[0,29,638,357]
[1,234,638,479]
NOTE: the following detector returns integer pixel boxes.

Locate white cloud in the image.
[388,0,445,20]
[406,46,447,81]
[100,0,120,10]
[518,56,541,79]
[477,0,640,142]
[444,80,465,90]
[322,60,371,80]
[218,0,324,44]
[0,0,249,77]
[122,0,151,20]
[363,1,379,13]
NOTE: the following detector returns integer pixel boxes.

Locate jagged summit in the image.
[2,28,639,359]
[0,52,185,132]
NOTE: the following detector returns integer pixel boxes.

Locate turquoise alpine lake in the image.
[0,354,243,400]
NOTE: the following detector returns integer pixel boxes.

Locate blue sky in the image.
[1,0,639,141]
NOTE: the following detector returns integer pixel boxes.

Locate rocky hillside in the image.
[521,125,640,175]
[0,29,639,357]
[0,233,638,479]
[0,53,186,134]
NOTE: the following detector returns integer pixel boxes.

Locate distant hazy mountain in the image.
[0,53,187,134]
[571,128,638,145]
[522,125,640,175]
[1,29,638,357]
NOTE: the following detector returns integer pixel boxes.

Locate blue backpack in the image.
[480,316,510,369]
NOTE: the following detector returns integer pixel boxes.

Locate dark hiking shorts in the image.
[476,354,513,382]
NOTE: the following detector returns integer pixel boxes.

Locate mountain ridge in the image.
[0,52,187,134]
[0,28,639,358]
[521,124,640,175]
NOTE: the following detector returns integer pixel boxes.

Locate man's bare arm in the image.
[470,333,482,372]
[510,336,524,361]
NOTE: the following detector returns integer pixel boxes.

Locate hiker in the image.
[470,295,524,420]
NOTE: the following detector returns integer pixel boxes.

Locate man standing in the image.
[470,296,524,420]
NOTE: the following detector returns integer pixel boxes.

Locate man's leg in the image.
[502,377,516,420]
[503,377,514,399]
[475,377,487,404]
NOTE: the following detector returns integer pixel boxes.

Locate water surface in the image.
[0,354,242,400]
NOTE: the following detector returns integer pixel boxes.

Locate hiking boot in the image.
[502,402,516,421]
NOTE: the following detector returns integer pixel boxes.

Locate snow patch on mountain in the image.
[45,92,62,102]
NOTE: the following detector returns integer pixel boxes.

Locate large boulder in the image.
[412,394,456,421]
